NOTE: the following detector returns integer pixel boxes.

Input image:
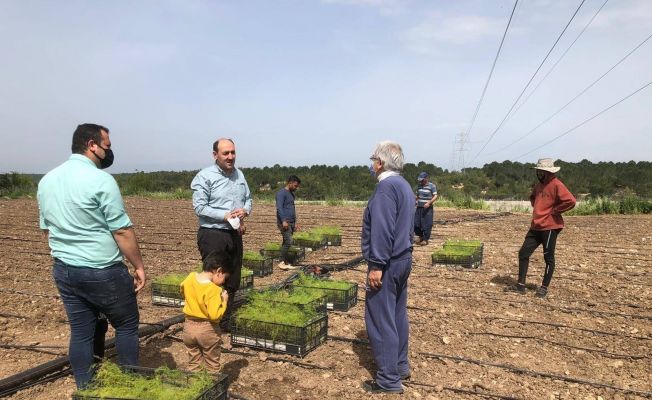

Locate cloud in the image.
[592,0,652,30]
[401,12,504,54]
[321,0,408,16]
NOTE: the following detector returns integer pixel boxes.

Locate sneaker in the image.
[418,240,428,246]
[535,286,548,298]
[400,372,411,381]
[504,284,526,294]
[278,262,297,271]
[414,237,422,245]
[362,380,403,394]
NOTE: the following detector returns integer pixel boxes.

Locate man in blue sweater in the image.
[276,175,301,270]
[361,141,415,394]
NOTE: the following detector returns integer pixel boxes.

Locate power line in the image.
[515,79,652,160]
[486,32,652,156]
[507,0,610,121]
[471,0,587,162]
[464,0,519,140]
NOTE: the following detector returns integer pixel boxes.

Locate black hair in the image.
[71,123,109,154]
[202,251,235,275]
[287,175,301,184]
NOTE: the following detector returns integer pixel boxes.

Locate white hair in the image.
[372,140,404,172]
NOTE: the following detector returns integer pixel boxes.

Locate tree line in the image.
[2,159,651,202]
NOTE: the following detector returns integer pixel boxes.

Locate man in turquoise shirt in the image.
[37,123,146,388]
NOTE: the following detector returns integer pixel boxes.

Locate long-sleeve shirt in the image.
[275,188,296,224]
[37,154,132,268]
[191,164,252,229]
[529,175,576,230]
[361,175,415,271]
[180,272,227,322]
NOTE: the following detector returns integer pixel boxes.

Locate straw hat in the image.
[533,158,560,173]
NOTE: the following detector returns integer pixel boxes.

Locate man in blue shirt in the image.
[191,138,252,330]
[37,123,146,388]
[414,171,438,246]
[275,175,301,270]
[361,141,414,394]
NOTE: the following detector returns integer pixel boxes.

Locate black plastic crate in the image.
[72,365,229,400]
[261,247,305,264]
[431,252,482,269]
[230,314,328,357]
[239,271,254,290]
[292,282,358,311]
[242,257,273,277]
[322,234,342,246]
[151,282,184,307]
[293,236,327,250]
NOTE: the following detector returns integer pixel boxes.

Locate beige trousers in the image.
[182,319,222,372]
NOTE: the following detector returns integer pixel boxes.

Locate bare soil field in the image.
[0,198,650,399]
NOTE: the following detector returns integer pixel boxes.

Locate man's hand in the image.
[239,220,246,235]
[232,208,247,219]
[367,269,383,291]
[282,221,289,231]
[133,268,146,293]
[295,223,301,232]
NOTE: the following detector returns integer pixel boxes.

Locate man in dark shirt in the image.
[275,175,301,270]
[361,141,414,394]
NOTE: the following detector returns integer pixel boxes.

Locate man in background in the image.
[38,123,146,388]
[507,158,576,298]
[191,138,252,331]
[276,175,301,270]
[414,171,437,246]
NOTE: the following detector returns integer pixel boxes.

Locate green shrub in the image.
[75,361,215,400]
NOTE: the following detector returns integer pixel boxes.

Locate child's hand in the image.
[221,289,229,304]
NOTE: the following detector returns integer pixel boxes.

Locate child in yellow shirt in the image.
[180,252,234,372]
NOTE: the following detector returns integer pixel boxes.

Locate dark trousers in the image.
[278,222,295,264]
[414,207,434,241]
[518,228,561,288]
[197,228,243,325]
[365,255,412,391]
[53,260,140,388]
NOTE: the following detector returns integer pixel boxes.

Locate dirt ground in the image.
[0,198,650,399]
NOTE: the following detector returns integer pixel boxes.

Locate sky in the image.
[1,0,650,173]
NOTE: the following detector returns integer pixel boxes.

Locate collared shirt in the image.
[276,188,296,224]
[37,154,132,268]
[416,182,437,208]
[377,170,399,182]
[191,164,253,229]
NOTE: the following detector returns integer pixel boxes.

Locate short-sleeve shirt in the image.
[416,182,437,208]
[37,154,132,268]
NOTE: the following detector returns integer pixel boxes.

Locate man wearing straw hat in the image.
[506,158,576,298]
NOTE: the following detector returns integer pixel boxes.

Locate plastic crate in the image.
[239,272,254,290]
[293,236,327,250]
[268,290,328,315]
[431,252,482,269]
[242,257,273,277]
[72,366,229,400]
[230,314,328,357]
[151,282,184,307]
[261,247,305,264]
[292,281,358,311]
[322,234,342,246]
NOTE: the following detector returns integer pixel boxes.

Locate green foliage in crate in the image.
[443,239,482,248]
[264,242,302,253]
[432,246,476,262]
[310,226,341,236]
[152,273,187,286]
[241,267,253,278]
[235,296,320,341]
[243,250,265,261]
[250,288,324,307]
[292,231,324,241]
[293,272,353,290]
[75,361,214,400]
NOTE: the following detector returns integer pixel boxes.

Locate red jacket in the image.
[529,175,576,230]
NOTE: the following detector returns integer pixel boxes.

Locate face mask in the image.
[93,147,114,169]
[536,171,546,183]
[369,164,376,178]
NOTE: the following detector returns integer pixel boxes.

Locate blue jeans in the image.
[53,260,140,388]
[365,255,412,390]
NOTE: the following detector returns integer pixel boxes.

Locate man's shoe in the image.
[278,262,297,271]
[418,240,428,246]
[504,284,526,294]
[400,373,411,381]
[414,237,422,245]
[535,286,548,298]
[362,380,403,394]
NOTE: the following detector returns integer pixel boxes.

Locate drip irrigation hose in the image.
[404,381,522,400]
[419,352,652,397]
[0,314,184,398]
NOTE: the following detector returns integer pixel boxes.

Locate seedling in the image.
[73,361,228,400]
[291,273,358,311]
[152,273,187,307]
[310,226,342,246]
